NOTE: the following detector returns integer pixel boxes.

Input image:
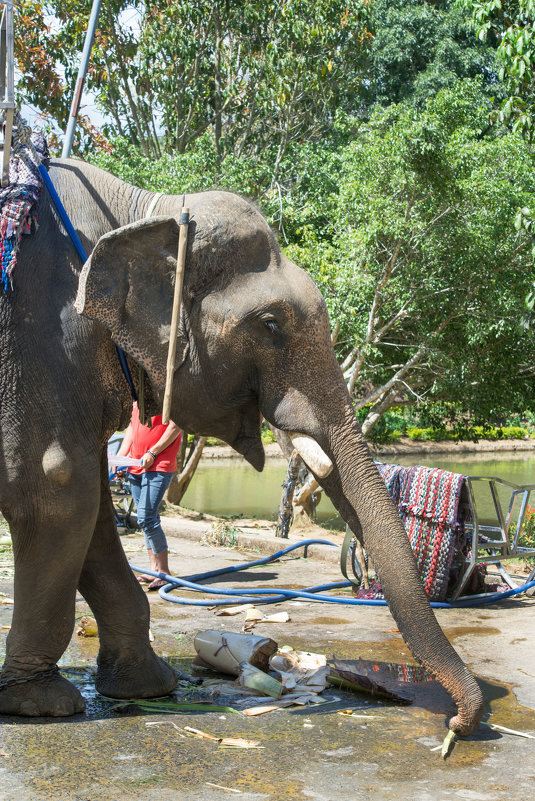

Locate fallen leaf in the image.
[216,604,254,617]
[219,737,262,749]
[242,704,285,716]
[184,727,261,749]
[0,598,13,605]
[337,710,381,719]
[241,607,265,632]
[184,726,221,741]
[145,721,184,734]
[263,612,290,623]
[1,625,10,630]
[206,783,242,793]
[482,722,535,739]
[242,694,322,715]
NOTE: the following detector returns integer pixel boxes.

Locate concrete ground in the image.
[0,510,534,801]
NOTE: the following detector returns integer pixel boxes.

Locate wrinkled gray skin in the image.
[0,159,483,734]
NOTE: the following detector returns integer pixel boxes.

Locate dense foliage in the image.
[462,0,535,138]
[363,0,501,108]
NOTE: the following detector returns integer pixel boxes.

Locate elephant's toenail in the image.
[20,700,39,716]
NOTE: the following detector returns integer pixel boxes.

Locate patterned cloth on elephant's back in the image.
[0,131,49,291]
[355,463,466,602]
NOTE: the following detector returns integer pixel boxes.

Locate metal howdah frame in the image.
[452,475,535,600]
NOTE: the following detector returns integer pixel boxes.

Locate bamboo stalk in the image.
[162,207,189,424]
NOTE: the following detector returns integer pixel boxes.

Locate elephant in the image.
[0,158,484,734]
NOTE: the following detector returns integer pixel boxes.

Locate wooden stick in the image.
[162,207,189,424]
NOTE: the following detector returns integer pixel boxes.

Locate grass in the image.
[201,521,242,548]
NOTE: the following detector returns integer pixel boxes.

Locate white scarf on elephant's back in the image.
[0,127,49,291]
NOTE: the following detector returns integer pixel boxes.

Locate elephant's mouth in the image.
[228,397,265,471]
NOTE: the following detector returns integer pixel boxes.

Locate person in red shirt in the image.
[117,402,182,590]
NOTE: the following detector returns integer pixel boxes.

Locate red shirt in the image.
[127,403,182,475]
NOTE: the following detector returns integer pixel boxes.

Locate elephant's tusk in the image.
[288,432,334,479]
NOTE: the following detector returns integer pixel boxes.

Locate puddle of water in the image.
[444,625,502,639]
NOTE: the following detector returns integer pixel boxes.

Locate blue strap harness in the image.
[38,164,138,402]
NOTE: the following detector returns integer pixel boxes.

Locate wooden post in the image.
[162,206,189,424]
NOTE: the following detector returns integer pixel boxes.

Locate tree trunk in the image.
[267,424,294,459]
[292,474,322,528]
[166,436,207,505]
[275,450,302,538]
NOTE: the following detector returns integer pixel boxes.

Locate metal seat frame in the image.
[451,475,535,600]
[0,0,14,187]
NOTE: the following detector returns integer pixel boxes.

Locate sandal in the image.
[147,578,168,591]
[136,575,153,584]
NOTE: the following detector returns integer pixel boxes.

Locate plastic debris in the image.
[237,662,283,699]
[269,649,329,694]
[193,630,277,676]
[76,616,98,637]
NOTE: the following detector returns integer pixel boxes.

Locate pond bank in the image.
[201,437,535,460]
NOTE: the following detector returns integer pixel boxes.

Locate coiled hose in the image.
[130,538,535,608]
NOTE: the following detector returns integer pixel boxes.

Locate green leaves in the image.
[18,0,372,162]
[463,0,535,139]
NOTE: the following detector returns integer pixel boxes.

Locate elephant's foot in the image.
[0,671,85,717]
[95,645,177,699]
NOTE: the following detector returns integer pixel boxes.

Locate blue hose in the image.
[129,538,535,608]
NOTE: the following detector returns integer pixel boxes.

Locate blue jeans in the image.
[128,471,174,555]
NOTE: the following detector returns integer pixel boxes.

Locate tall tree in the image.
[287,81,535,434]
[462,0,535,137]
[362,0,501,109]
[15,0,371,164]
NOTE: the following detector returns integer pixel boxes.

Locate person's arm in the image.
[116,424,133,457]
[140,421,181,469]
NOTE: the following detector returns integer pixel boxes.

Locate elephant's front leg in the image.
[0,490,99,717]
[77,453,176,700]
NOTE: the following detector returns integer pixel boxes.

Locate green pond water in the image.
[181,450,535,530]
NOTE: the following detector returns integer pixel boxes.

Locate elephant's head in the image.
[75,190,484,736]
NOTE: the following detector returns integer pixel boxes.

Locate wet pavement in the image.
[0,522,534,801]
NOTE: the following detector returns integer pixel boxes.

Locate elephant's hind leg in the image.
[77,453,176,700]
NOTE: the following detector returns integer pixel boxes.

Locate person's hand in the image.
[141,450,156,469]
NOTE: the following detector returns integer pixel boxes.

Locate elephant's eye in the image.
[264,319,278,335]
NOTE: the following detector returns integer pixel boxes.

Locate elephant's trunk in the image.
[318,412,484,736]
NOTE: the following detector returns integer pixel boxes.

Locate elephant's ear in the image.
[75,216,181,387]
